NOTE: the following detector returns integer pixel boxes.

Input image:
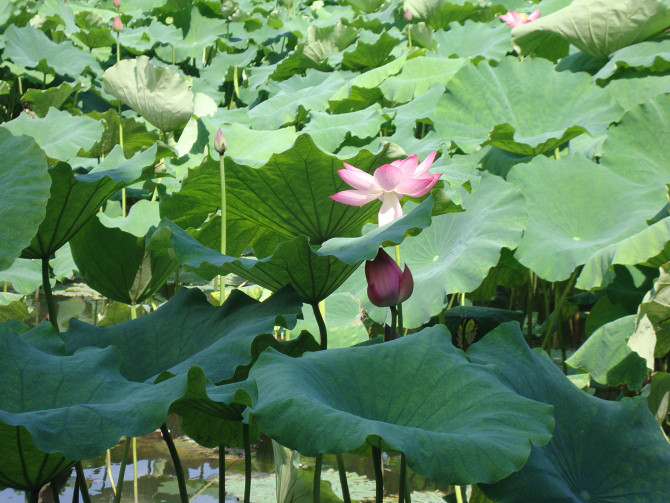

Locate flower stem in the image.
[390,305,397,339]
[218,444,226,502]
[313,454,323,503]
[132,437,138,503]
[398,453,407,503]
[74,463,91,503]
[160,423,189,503]
[311,302,327,350]
[336,454,351,503]
[113,437,131,503]
[455,486,464,503]
[541,269,578,351]
[219,154,226,305]
[371,446,384,503]
[41,258,59,332]
[106,449,117,496]
[243,423,251,503]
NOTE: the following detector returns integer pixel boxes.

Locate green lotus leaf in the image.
[21,145,157,259]
[601,94,670,190]
[567,315,647,389]
[2,24,101,77]
[595,37,670,81]
[246,325,554,485]
[345,173,526,328]
[513,0,670,61]
[169,7,228,61]
[646,371,670,424]
[379,56,466,104]
[63,285,308,383]
[341,30,398,70]
[433,21,512,62]
[69,213,177,305]
[102,55,195,132]
[150,195,433,303]
[442,305,525,341]
[403,0,502,30]
[0,259,42,296]
[0,130,50,273]
[509,155,664,282]
[303,23,358,63]
[469,322,670,502]
[84,109,163,159]
[22,82,81,118]
[431,57,622,155]
[302,105,383,152]
[2,108,104,162]
[605,73,670,111]
[98,199,161,237]
[329,56,406,103]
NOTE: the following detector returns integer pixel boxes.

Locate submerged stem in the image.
[313,453,323,503]
[243,424,251,503]
[75,463,91,503]
[41,258,58,332]
[160,423,189,503]
[335,453,351,503]
[371,446,384,503]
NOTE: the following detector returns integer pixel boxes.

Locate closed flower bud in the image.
[112,15,123,32]
[365,248,413,308]
[404,9,412,21]
[214,128,227,155]
[113,0,121,7]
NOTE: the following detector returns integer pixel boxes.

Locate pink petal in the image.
[378,192,402,226]
[511,12,524,23]
[330,190,379,206]
[414,150,437,176]
[528,9,541,21]
[390,155,419,177]
[397,265,414,304]
[337,168,380,192]
[395,173,441,197]
[365,249,403,307]
[374,164,406,191]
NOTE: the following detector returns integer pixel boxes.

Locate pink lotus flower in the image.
[112,15,123,32]
[330,151,440,226]
[214,128,227,155]
[499,9,540,28]
[404,9,413,21]
[113,0,121,7]
[365,248,413,308]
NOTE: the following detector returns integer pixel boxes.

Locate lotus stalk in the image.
[331,152,440,226]
[215,128,227,305]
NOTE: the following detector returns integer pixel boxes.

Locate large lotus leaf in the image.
[2,108,104,162]
[302,105,383,152]
[69,214,177,305]
[509,155,664,282]
[329,56,407,103]
[149,196,434,303]
[431,57,622,155]
[0,130,50,273]
[0,259,42,296]
[2,24,101,77]
[433,22,512,61]
[513,0,670,61]
[468,322,670,502]
[341,30,397,70]
[595,38,670,80]
[246,325,554,485]
[605,73,670,111]
[169,7,227,61]
[0,323,204,460]
[62,285,309,383]
[22,82,81,118]
[379,56,466,104]
[21,145,157,259]
[102,56,195,132]
[303,23,358,63]
[403,0,503,29]
[601,94,670,189]
[567,315,647,389]
[345,173,526,328]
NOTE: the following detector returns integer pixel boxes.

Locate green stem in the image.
[243,423,252,503]
[454,486,464,503]
[219,155,226,304]
[335,453,351,503]
[526,270,534,338]
[114,437,131,503]
[311,302,327,350]
[313,453,323,503]
[398,453,407,503]
[541,269,578,351]
[219,445,226,503]
[75,463,92,503]
[106,449,117,497]
[130,304,137,320]
[371,446,383,503]
[390,305,397,339]
[160,423,189,503]
[17,76,23,96]
[132,437,138,503]
[42,258,59,332]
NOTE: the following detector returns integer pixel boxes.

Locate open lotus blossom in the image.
[330,151,440,226]
[499,9,540,27]
[366,248,413,308]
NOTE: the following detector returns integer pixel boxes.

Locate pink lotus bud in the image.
[214,128,227,155]
[404,9,412,21]
[365,248,413,308]
[113,0,121,7]
[112,15,123,32]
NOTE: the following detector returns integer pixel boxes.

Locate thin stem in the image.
[42,258,59,331]
[335,453,351,503]
[313,454,323,503]
[75,463,92,503]
[371,446,383,503]
[130,304,137,320]
[219,445,226,503]
[243,424,251,503]
[160,423,189,503]
[114,437,131,503]
[455,485,464,503]
[390,305,397,339]
[106,449,117,496]
[398,453,407,503]
[526,270,534,338]
[73,476,79,503]
[26,490,38,503]
[219,155,227,304]
[541,269,578,350]
[52,483,61,503]
[132,437,138,503]
[17,76,23,95]
[311,302,327,350]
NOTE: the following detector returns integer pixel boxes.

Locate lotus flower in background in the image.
[113,0,121,7]
[330,151,440,226]
[214,128,227,155]
[404,9,413,21]
[365,248,414,307]
[112,15,123,32]
[499,9,540,27]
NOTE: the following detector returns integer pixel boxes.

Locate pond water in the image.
[1,427,449,502]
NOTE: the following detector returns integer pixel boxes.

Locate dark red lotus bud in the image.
[365,248,413,307]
